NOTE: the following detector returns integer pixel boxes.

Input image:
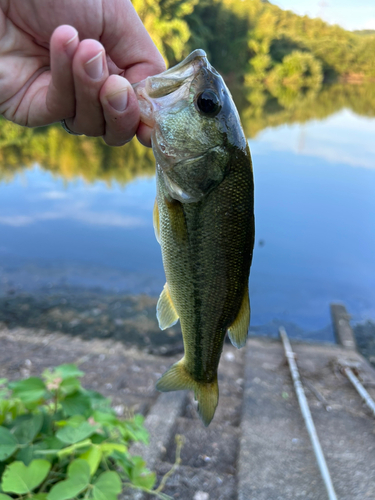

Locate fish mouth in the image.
[134,49,208,98]
[133,50,209,127]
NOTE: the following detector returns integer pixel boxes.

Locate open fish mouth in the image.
[134,49,208,98]
[132,50,209,127]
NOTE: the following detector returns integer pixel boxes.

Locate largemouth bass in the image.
[134,50,254,426]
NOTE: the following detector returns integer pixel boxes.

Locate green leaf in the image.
[59,378,81,396]
[90,433,106,445]
[16,441,49,465]
[111,451,133,477]
[9,378,47,404]
[0,400,23,425]
[44,436,65,451]
[61,393,91,417]
[0,427,18,461]
[32,437,64,459]
[129,456,156,490]
[120,416,149,444]
[55,414,85,428]
[92,411,118,426]
[99,443,127,456]
[92,471,122,500]
[12,413,43,444]
[131,471,156,491]
[57,439,92,458]
[131,456,147,477]
[15,446,34,465]
[56,422,97,444]
[1,459,51,494]
[79,445,102,476]
[0,379,7,386]
[54,365,84,380]
[47,459,90,500]
[83,390,111,411]
[31,494,48,500]
[0,494,13,500]
[134,414,145,426]
[40,412,52,434]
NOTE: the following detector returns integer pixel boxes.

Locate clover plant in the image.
[0,364,173,499]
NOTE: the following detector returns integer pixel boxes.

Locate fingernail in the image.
[84,51,103,80]
[107,88,128,112]
[64,31,78,58]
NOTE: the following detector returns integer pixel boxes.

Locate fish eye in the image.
[195,90,221,117]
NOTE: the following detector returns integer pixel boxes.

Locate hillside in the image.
[133,0,375,83]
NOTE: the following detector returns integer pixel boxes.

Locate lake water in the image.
[0,107,374,342]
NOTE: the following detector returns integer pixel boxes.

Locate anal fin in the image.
[157,282,179,330]
[228,287,250,349]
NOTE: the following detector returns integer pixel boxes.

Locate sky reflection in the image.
[254,110,375,169]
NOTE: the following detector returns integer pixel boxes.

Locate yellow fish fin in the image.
[156,359,219,427]
[156,282,179,330]
[153,198,160,244]
[227,287,250,349]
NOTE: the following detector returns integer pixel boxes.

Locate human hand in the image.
[0,0,165,146]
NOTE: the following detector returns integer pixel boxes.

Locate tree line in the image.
[133,0,375,85]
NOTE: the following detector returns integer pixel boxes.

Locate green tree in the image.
[132,0,198,65]
[267,51,323,106]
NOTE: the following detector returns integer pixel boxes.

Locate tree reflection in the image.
[0,123,154,184]
[1,82,375,184]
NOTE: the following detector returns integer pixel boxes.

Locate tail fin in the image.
[156,359,219,426]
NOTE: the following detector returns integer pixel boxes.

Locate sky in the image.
[271,0,375,31]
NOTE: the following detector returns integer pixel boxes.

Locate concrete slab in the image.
[130,391,188,472]
[238,338,375,500]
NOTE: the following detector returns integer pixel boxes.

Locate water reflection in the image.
[254,109,375,168]
[1,82,375,184]
[0,121,155,185]
[0,83,374,341]
[250,112,375,336]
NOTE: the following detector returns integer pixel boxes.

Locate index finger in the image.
[101,0,166,83]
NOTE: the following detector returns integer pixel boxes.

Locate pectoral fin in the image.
[156,283,179,330]
[153,198,160,244]
[156,358,219,427]
[228,287,250,349]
